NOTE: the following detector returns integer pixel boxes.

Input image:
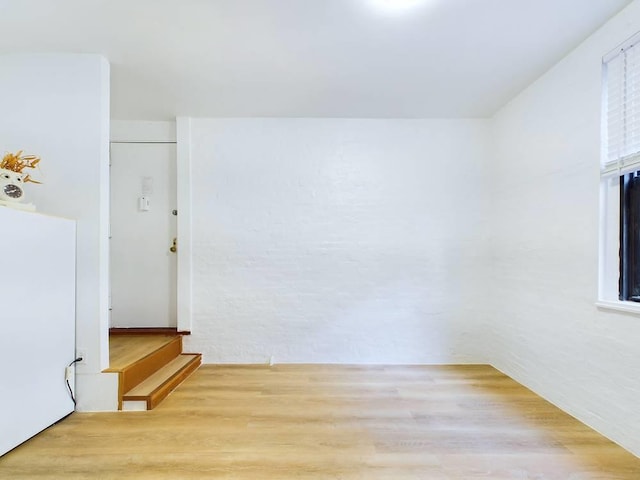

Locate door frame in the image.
[176,118,193,334]
[109,119,193,334]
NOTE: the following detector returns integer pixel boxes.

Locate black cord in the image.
[68,357,83,367]
[66,379,76,406]
[66,357,83,407]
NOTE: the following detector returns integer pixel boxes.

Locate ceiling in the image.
[0,0,633,120]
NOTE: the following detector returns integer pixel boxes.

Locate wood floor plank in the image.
[1,365,639,479]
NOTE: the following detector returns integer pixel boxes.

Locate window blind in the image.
[603,32,640,178]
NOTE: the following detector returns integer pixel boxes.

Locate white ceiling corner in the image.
[0,0,633,120]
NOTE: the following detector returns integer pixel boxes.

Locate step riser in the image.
[121,400,147,412]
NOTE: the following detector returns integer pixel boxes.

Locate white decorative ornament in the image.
[0,168,35,211]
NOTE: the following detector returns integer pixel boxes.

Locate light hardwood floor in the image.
[2,365,639,479]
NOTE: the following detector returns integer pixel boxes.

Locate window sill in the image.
[596,300,640,315]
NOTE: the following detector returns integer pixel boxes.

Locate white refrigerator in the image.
[0,207,76,456]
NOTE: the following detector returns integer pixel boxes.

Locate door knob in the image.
[170,238,177,253]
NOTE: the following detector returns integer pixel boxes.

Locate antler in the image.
[1,151,42,183]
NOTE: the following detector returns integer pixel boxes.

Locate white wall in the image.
[111,120,176,143]
[0,54,117,411]
[183,118,492,364]
[490,1,640,456]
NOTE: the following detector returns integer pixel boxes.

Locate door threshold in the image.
[109,327,190,336]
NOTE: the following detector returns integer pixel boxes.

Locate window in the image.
[619,171,640,301]
[599,32,640,311]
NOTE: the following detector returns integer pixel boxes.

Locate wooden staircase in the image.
[105,334,201,411]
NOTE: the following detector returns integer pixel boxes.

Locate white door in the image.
[110,143,177,328]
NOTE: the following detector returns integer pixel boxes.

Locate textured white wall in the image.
[184,118,492,364]
[490,1,640,456]
[0,54,117,411]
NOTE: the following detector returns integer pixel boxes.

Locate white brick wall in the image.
[184,118,492,364]
[490,1,640,457]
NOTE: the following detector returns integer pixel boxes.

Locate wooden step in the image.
[122,354,202,410]
[105,335,183,409]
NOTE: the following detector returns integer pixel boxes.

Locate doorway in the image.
[109,142,177,328]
